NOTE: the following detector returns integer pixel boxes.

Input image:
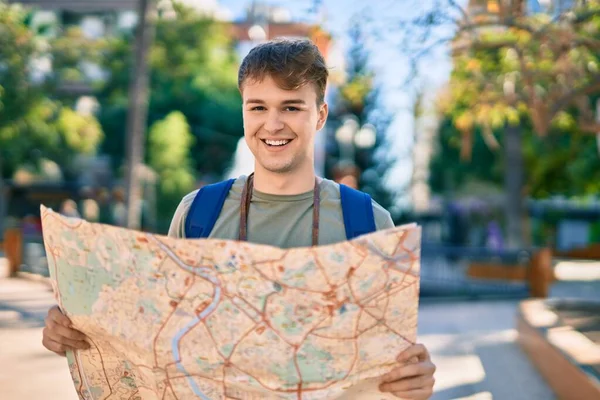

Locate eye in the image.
[250,106,266,111]
[284,106,300,112]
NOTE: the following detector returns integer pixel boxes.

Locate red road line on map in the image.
[69,351,84,397]
[85,337,114,400]
[309,331,358,341]
[230,298,260,323]
[127,389,139,400]
[360,307,413,344]
[166,373,222,383]
[310,248,332,287]
[225,348,366,396]
[222,321,261,365]
[231,295,262,319]
[45,212,85,230]
[200,320,228,360]
[260,294,300,348]
[294,346,303,400]
[251,252,350,296]
[160,383,168,400]
[130,363,162,373]
[164,365,180,400]
[228,291,305,350]
[369,280,418,304]
[396,253,419,289]
[394,231,408,255]
[251,251,289,266]
[347,241,370,259]
[223,364,302,394]
[358,277,391,307]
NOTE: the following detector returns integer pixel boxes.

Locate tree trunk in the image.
[0,152,5,242]
[124,0,155,230]
[504,123,525,248]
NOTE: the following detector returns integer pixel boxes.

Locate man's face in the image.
[242,75,328,175]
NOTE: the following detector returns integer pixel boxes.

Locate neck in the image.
[252,163,316,195]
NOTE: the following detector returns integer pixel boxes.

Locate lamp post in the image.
[335,115,377,160]
[334,115,377,187]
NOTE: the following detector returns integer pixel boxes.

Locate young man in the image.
[42,39,435,399]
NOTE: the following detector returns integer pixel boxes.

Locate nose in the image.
[263,110,284,133]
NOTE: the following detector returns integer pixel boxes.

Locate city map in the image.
[41,205,421,399]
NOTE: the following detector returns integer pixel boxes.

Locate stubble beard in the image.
[259,151,305,174]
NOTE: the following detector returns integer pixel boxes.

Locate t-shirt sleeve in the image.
[372,200,395,230]
[167,190,199,239]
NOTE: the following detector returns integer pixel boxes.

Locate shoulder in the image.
[167,176,248,238]
[167,189,199,238]
[371,199,394,230]
[318,179,394,230]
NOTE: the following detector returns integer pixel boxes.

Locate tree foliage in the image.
[428,1,600,198]
[0,3,103,179]
[402,0,600,154]
[148,111,195,216]
[97,6,243,180]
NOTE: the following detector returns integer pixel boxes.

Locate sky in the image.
[216,0,458,206]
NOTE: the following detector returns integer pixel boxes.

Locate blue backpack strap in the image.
[185,179,235,238]
[340,184,377,240]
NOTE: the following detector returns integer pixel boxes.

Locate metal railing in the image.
[419,243,531,298]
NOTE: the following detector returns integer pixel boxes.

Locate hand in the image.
[42,305,90,356]
[379,343,436,399]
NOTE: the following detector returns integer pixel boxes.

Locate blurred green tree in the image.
[148,111,195,217]
[425,0,600,246]
[0,2,104,180]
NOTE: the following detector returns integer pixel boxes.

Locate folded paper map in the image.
[41,205,421,400]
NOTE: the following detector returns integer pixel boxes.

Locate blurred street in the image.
[0,277,77,400]
[1,274,556,400]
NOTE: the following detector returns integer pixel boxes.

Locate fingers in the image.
[43,325,90,350]
[41,335,68,357]
[45,315,87,342]
[391,388,434,400]
[380,374,435,393]
[396,343,430,364]
[381,361,435,384]
[48,305,72,328]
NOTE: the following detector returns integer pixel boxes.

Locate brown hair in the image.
[238,38,328,105]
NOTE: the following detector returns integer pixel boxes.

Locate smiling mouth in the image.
[261,139,293,147]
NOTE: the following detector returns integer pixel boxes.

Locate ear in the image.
[316,102,329,131]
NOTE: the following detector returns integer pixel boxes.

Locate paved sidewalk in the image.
[418,300,555,400]
[0,278,78,400]
[0,277,555,400]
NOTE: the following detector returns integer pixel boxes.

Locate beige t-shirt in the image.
[168,175,394,248]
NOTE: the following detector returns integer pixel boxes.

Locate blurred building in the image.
[229,2,331,59]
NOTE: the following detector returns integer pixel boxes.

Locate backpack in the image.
[184,179,376,241]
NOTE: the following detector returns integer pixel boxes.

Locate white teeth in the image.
[264,139,291,146]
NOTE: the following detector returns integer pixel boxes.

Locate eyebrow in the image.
[245,99,307,105]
